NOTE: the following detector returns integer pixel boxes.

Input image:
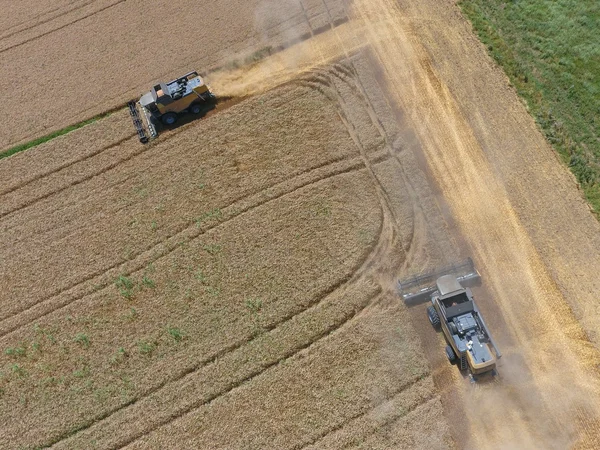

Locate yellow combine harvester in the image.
[128,71,215,143]
[398,258,501,381]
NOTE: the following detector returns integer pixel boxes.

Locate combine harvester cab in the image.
[398,258,502,380]
[128,71,215,143]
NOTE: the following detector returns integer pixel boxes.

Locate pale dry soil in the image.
[347,0,600,448]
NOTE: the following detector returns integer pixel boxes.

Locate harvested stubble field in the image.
[3,0,600,449]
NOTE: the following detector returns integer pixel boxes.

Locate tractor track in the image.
[54,288,384,450]
[113,168,397,450]
[0,134,136,221]
[1,0,88,33]
[0,132,135,199]
[296,2,403,271]
[46,279,383,449]
[341,3,458,267]
[0,0,97,42]
[48,59,407,449]
[117,303,382,449]
[0,0,127,55]
[4,148,385,446]
[0,154,377,336]
[0,74,386,326]
[1,1,78,33]
[314,0,457,268]
[300,387,439,450]
[0,96,268,236]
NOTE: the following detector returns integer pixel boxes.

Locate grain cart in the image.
[128,71,215,143]
[398,259,501,378]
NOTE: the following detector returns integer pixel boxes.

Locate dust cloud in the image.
[206,17,367,98]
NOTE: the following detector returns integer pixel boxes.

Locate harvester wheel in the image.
[189,103,203,114]
[448,322,458,335]
[161,112,178,125]
[427,306,440,329]
[445,345,457,363]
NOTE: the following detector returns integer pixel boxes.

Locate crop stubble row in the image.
[0,0,464,440]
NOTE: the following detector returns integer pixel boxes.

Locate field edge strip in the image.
[0,109,119,160]
[458,0,600,217]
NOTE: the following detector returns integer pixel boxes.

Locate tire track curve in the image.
[47,134,393,448]
[51,65,406,449]
[112,52,412,450]
[0,155,374,337]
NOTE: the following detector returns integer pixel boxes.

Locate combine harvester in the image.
[128,71,215,143]
[398,258,501,380]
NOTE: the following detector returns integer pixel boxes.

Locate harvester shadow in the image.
[157,95,241,135]
[157,100,219,133]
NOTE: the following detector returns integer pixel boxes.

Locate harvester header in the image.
[398,258,481,306]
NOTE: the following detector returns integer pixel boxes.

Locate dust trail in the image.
[206,19,368,98]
